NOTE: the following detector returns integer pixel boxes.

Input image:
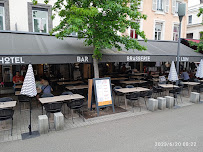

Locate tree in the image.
[189,8,203,53]
[33,0,147,78]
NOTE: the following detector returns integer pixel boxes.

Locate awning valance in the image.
[0,31,202,64]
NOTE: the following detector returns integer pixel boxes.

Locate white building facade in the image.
[187,0,203,39]
[0,0,62,33]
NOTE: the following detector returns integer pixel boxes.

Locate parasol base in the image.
[21,131,40,140]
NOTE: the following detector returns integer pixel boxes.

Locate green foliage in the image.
[33,0,147,59]
[189,7,203,53]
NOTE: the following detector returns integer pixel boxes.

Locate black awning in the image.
[0,31,202,64]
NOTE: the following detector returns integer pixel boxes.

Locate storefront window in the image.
[0,6,4,30]
[32,9,48,33]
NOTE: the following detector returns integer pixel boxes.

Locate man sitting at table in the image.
[181,69,190,82]
[13,71,24,91]
[13,71,24,84]
[40,80,53,97]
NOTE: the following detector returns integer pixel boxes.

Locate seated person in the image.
[35,77,43,93]
[181,69,190,81]
[40,80,53,97]
[159,74,166,84]
[13,71,24,84]
[13,71,24,91]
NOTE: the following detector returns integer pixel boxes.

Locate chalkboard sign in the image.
[93,77,115,116]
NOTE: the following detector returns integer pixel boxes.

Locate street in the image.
[1,104,203,152]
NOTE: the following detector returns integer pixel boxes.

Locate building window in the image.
[175,1,181,14]
[188,15,192,24]
[186,33,193,39]
[28,2,52,33]
[0,5,4,30]
[154,22,163,40]
[130,29,138,39]
[173,24,179,41]
[32,8,48,33]
[157,0,163,11]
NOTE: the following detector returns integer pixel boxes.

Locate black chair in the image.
[44,102,63,129]
[18,95,30,114]
[169,87,182,105]
[0,97,13,102]
[126,85,134,88]
[153,86,164,98]
[67,99,85,123]
[61,91,73,95]
[113,86,124,106]
[0,109,14,136]
[41,94,54,114]
[140,90,153,109]
[61,91,73,114]
[126,92,141,112]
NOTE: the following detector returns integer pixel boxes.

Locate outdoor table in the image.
[111,77,128,81]
[132,73,143,76]
[15,85,22,89]
[15,90,41,96]
[66,85,88,90]
[115,87,149,109]
[130,76,145,79]
[158,84,179,95]
[57,81,84,85]
[152,75,159,78]
[181,82,200,97]
[0,101,17,109]
[120,80,147,85]
[39,94,85,104]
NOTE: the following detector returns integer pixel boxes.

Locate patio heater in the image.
[176,3,186,83]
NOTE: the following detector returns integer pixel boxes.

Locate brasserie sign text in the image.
[127,56,150,62]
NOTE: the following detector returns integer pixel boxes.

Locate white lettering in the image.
[10,57,14,63]
[76,56,89,62]
[0,57,25,64]
[15,57,20,63]
[0,57,4,64]
[127,56,150,62]
[4,57,10,64]
[20,57,25,63]
[176,57,189,62]
[85,56,88,62]
[77,56,80,62]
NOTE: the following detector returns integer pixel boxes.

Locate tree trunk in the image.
[93,58,99,78]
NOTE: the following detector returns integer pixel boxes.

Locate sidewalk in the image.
[0,91,197,143]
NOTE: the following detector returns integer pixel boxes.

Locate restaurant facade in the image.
[0,31,202,86]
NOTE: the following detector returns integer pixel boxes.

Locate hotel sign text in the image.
[0,57,25,64]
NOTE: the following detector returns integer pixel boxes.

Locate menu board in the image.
[95,79,112,106]
[93,77,114,116]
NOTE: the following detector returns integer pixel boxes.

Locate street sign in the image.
[93,77,115,116]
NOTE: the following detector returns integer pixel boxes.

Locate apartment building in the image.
[128,0,188,41]
[187,0,203,39]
